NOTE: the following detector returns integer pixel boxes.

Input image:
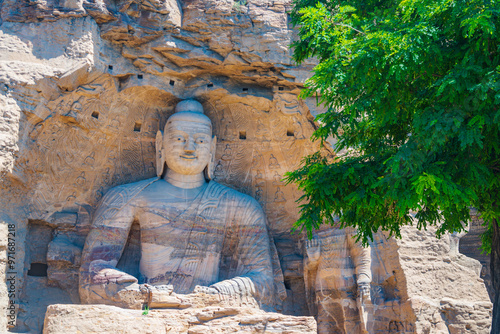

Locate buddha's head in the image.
[156,100,216,179]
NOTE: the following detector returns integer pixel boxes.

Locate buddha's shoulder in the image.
[101,178,159,203]
[207,181,260,207]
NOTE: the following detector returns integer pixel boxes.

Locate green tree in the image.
[288,0,500,331]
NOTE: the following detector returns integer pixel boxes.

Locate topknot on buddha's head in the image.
[174,99,204,114]
[166,99,211,130]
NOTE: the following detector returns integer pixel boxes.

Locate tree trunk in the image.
[491,218,500,333]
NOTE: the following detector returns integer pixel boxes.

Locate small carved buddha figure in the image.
[269,154,280,169]
[273,171,284,186]
[221,144,232,161]
[79,100,284,310]
[213,161,224,180]
[274,187,286,203]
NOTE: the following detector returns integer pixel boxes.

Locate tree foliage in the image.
[288,0,500,251]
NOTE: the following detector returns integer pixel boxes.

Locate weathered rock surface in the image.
[460,209,494,301]
[0,0,493,333]
[397,225,492,333]
[43,303,317,334]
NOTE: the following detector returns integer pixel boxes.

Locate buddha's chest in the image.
[136,199,229,289]
[133,199,228,248]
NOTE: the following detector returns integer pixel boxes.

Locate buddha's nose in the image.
[184,137,196,153]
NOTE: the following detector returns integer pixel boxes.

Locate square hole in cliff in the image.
[91,111,99,119]
[287,129,294,137]
[108,65,113,71]
[28,263,48,277]
[239,131,246,140]
[137,74,143,80]
[134,122,142,132]
[26,220,53,276]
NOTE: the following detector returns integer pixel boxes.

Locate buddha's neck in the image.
[164,169,206,189]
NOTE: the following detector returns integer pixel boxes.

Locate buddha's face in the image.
[163,111,213,176]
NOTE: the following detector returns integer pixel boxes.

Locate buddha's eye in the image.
[196,138,205,144]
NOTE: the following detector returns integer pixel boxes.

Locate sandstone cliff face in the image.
[0,1,492,333]
[398,225,492,333]
[460,210,494,301]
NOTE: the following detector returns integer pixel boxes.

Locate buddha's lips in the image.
[180,155,196,160]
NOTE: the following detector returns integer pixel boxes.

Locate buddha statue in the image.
[79,100,285,310]
[304,226,372,334]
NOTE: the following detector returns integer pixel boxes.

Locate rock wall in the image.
[460,209,494,301]
[0,1,492,333]
[43,303,317,334]
[398,225,492,333]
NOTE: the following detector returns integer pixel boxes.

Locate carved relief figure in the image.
[255,187,263,201]
[254,170,265,187]
[272,171,284,186]
[84,152,95,166]
[256,119,270,140]
[79,100,284,311]
[75,172,86,187]
[213,160,224,180]
[269,154,280,169]
[304,226,372,334]
[275,93,301,115]
[252,153,263,168]
[221,144,232,161]
[274,187,286,203]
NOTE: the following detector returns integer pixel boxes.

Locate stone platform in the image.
[43,304,317,334]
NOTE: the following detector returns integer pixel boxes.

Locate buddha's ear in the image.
[156,130,165,177]
[205,135,217,180]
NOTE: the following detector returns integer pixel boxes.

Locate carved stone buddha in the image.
[79,100,284,311]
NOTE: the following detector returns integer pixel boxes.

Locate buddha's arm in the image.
[346,228,372,299]
[210,197,274,307]
[347,229,372,283]
[79,186,137,303]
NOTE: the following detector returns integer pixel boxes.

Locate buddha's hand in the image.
[91,267,138,285]
[193,285,219,295]
[305,238,321,266]
[358,281,371,302]
[84,267,144,309]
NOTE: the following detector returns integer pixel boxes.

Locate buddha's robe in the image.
[79,178,280,309]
